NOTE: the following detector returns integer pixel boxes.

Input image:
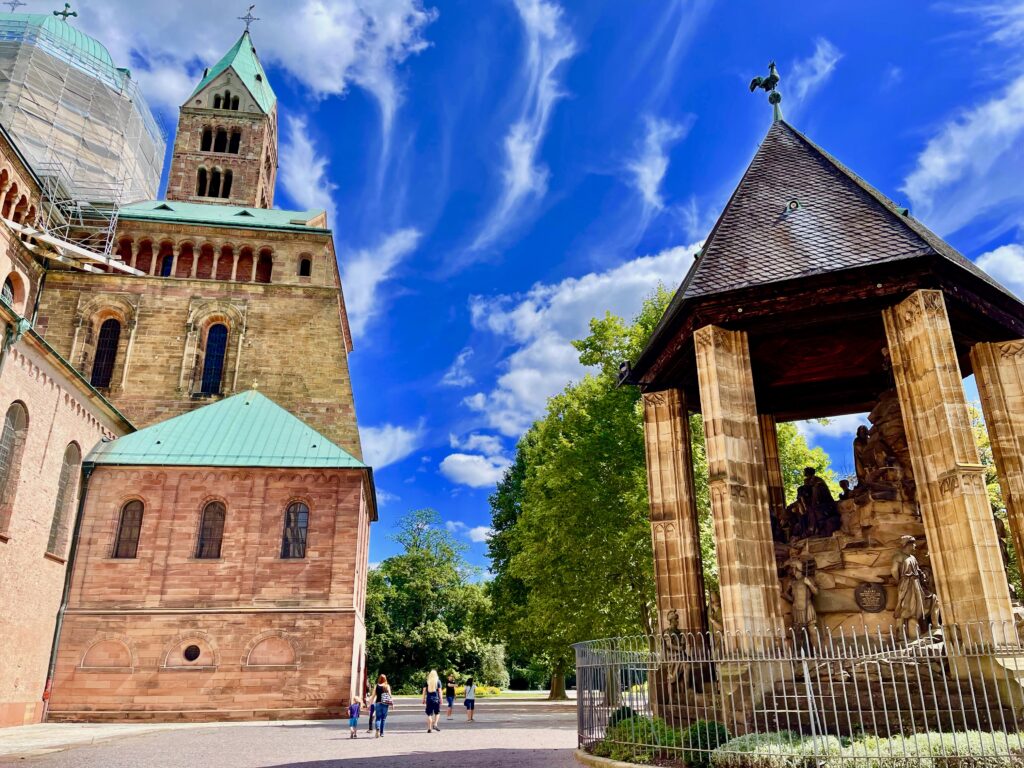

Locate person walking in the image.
[347,697,361,739]
[444,674,456,720]
[464,677,476,722]
[370,674,393,738]
[422,669,443,732]
[366,685,376,733]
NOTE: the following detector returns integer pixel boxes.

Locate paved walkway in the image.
[0,698,578,767]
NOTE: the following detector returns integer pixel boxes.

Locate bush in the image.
[681,720,729,768]
[834,731,1024,768]
[454,684,502,697]
[608,705,638,727]
[711,731,842,768]
[591,715,683,764]
[712,730,1024,768]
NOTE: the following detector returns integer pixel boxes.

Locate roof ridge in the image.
[187,30,276,113]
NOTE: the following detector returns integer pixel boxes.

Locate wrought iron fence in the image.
[574,622,1024,766]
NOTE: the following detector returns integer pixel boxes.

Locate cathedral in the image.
[0,14,373,725]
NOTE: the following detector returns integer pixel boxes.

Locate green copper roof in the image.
[189,31,276,113]
[119,200,328,233]
[2,14,124,87]
[88,391,364,469]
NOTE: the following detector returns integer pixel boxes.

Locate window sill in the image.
[159,665,218,672]
[186,558,224,562]
[0,532,9,544]
[43,552,67,564]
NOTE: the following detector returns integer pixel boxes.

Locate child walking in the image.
[348,698,361,739]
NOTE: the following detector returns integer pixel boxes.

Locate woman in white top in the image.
[463,677,476,722]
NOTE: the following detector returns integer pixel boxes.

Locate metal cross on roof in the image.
[238,4,259,31]
[53,2,76,20]
[4,0,27,13]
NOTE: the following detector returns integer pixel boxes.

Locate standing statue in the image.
[797,467,840,537]
[994,512,1010,568]
[891,535,926,639]
[853,426,871,485]
[783,560,818,646]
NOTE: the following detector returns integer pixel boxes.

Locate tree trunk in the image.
[548,658,568,700]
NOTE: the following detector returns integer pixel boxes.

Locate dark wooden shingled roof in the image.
[630,119,1024,392]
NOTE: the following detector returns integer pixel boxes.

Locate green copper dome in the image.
[7,13,117,71]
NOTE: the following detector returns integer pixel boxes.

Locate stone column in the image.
[230,254,239,282]
[883,290,1013,635]
[694,325,783,639]
[170,245,180,278]
[760,414,787,526]
[971,339,1024,583]
[642,388,705,635]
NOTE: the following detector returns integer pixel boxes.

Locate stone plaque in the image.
[854,582,887,613]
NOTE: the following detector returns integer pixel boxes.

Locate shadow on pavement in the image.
[258,748,575,767]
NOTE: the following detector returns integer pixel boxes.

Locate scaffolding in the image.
[0,14,166,254]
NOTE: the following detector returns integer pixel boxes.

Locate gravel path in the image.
[0,700,578,768]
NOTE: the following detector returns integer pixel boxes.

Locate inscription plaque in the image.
[854,582,887,613]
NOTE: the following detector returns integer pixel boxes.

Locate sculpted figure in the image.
[853,426,872,484]
[838,479,853,501]
[783,560,818,642]
[891,535,926,639]
[797,467,840,537]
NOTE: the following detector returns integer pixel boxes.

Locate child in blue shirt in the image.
[348,698,361,739]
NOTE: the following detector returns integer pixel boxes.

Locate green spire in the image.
[188,30,276,113]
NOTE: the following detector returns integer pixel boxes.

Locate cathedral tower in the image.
[165,31,277,208]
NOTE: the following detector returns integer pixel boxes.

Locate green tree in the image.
[365,509,491,690]
[488,288,837,697]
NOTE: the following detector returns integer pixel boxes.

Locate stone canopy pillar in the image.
[759,414,787,526]
[642,388,705,635]
[883,290,1013,634]
[694,325,783,639]
[971,340,1024,579]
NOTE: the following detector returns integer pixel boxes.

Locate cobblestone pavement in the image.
[0,700,578,767]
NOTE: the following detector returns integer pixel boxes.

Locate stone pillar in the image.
[694,325,783,639]
[760,414,786,525]
[642,388,705,635]
[883,290,1013,635]
[170,245,180,278]
[971,340,1024,582]
[230,254,239,282]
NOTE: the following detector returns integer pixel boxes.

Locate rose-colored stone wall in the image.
[0,328,129,727]
[47,465,371,720]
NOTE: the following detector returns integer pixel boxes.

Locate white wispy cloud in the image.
[450,432,506,456]
[80,0,436,146]
[977,243,1024,297]
[789,38,843,103]
[280,116,338,222]
[441,347,475,387]
[375,489,400,506]
[360,422,425,468]
[342,228,422,338]
[465,244,697,436]
[628,116,693,211]
[472,0,576,250]
[795,414,867,445]
[902,74,1024,237]
[445,520,495,543]
[440,454,512,488]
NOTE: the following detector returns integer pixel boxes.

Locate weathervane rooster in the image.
[749,61,783,121]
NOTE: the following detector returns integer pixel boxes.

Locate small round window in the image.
[183,644,201,662]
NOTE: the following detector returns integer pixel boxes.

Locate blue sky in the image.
[79,1,1024,569]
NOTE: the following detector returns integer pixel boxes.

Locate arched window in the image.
[200,324,228,395]
[1,277,13,305]
[196,168,208,196]
[228,130,241,154]
[298,258,311,277]
[208,168,221,198]
[160,253,174,277]
[195,501,226,559]
[47,443,81,557]
[200,128,212,151]
[90,318,121,389]
[221,170,233,198]
[112,500,144,559]
[213,94,223,109]
[0,401,28,528]
[280,502,309,559]
[230,95,239,110]
[223,89,232,109]
[213,128,227,153]
[255,252,272,283]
